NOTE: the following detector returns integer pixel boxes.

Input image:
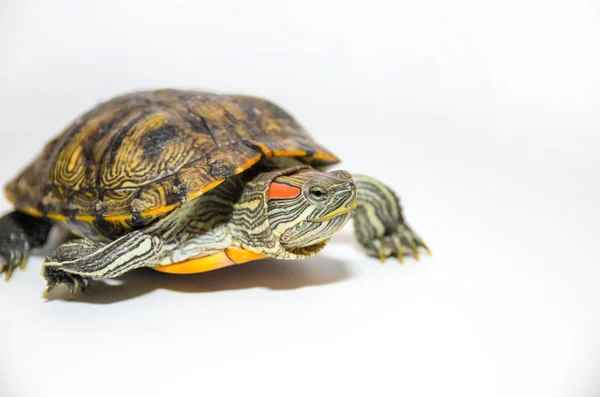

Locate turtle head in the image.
[267,170,357,251]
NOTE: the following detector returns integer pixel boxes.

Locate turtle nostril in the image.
[335,182,356,192]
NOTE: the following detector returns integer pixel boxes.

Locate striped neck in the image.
[229,165,356,260]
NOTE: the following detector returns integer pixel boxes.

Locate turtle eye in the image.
[308,186,327,202]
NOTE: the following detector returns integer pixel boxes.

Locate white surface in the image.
[1,0,600,396]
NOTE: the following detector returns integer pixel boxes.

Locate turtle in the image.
[0,89,430,298]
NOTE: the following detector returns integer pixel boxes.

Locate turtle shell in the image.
[4,89,340,240]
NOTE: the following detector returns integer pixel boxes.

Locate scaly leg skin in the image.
[0,212,53,280]
[42,231,164,299]
[352,175,430,263]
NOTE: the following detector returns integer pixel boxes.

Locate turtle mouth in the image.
[307,202,357,223]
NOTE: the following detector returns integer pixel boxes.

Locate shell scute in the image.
[4,90,340,239]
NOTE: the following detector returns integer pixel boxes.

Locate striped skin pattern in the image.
[230,165,356,259]
[40,161,361,297]
[39,166,429,298]
[268,170,356,251]
[42,168,249,295]
[352,175,429,262]
[0,88,430,297]
[43,232,162,296]
[3,89,339,242]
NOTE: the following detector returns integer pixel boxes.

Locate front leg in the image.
[352,175,430,262]
[42,231,163,298]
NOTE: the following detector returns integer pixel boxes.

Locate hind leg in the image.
[0,211,53,280]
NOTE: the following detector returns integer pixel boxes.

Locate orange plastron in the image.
[153,249,267,274]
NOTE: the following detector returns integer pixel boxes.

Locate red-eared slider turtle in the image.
[0,89,429,298]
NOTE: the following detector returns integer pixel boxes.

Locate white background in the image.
[1,1,599,396]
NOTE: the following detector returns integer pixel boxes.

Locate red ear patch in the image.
[268,182,301,200]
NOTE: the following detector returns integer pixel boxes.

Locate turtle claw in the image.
[5,266,15,281]
[43,268,91,300]
[1,262,8,279]
[0,231,30,281]
[3,257,27,281]
[391,235,406,264]
[43,279,90,300]
[400,224,430,262]
[372,241,386,263]
[424,245,433,256]
[412,245,421,261]
[365,224,429,263]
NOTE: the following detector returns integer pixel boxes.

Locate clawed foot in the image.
[364,224,431,264]
[351,175,430,265]
[0,231,30,281]
[43,266,92,300]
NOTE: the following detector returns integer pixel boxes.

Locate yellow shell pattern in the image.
[4,89,340,240]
